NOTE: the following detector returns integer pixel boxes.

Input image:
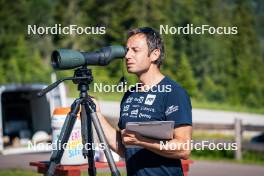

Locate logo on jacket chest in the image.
[144,94,156,105]
[133,96,144,103]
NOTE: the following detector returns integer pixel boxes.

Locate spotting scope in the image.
[51,45,127,70]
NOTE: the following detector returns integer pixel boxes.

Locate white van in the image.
[0,83,66,155]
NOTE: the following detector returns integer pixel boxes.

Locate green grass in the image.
[0,169,40,176]
[193,131,234,141]
[191,131,264,165]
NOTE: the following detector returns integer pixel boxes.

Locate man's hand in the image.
[121,129,145,146]
[121,125,192,159]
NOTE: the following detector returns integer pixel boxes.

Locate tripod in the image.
[38,66,121,176]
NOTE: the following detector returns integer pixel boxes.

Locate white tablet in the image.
[126,121,175,140]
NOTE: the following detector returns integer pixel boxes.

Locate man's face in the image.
[125,34,152,75]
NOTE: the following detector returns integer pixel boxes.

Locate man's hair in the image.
[127,27,165,67]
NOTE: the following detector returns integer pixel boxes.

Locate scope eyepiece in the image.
[51,50,61,69]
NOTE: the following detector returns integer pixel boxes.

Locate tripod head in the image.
[37,66,93,97]
[73,67,93,85]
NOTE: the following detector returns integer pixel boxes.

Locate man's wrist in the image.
[136,135,150,146]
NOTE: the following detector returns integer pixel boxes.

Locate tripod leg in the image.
[80,104,96,176]
[84,102,121,176]
[47,99,81,176]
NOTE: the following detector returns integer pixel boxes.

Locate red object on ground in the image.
[181,160,194,176]
[30,160,193,176]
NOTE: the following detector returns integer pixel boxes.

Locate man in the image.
[94,27,192,176]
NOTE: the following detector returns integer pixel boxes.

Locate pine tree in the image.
[175,53,197,97]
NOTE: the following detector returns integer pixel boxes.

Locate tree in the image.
[228,0,264,107]
[175,53,197,97]
[3,35,51,84]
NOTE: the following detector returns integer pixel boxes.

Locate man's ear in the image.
[150,49,160,62]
